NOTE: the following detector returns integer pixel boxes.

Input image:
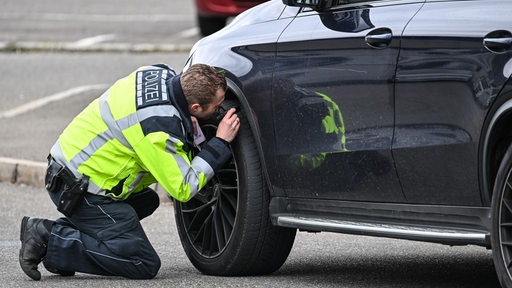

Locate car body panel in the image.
[272,1,425,202]
[186,1,300,194]
[394,0,512,205]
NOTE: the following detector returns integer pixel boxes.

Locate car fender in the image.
[480,76,512,205]
[222,75,277,196]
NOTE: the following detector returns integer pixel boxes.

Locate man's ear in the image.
[189,103,201,114]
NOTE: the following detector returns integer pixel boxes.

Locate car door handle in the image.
[484,37,512,53]
[483,30,512,53]
[365,28,393,49]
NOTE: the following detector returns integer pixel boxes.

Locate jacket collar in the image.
[169,75,194,145]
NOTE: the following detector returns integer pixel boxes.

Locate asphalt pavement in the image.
[0,182,501,287]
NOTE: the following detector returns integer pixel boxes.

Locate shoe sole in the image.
[44,265,75,277]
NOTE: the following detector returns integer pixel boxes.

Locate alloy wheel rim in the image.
[179,123,239,258]
[499,168,512,280]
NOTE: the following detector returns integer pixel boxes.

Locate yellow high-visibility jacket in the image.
[50,64,231,202]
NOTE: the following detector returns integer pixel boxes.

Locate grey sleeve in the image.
[195,137,231,173]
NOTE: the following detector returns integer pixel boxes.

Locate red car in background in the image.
[195,0,266,36]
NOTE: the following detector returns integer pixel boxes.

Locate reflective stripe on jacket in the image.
[50,64,231,202]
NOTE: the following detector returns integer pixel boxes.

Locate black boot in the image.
[19,216,53,281]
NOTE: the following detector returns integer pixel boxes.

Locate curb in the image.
[0,41,194,53]
[0,157,171,202]
[0,157,46,188]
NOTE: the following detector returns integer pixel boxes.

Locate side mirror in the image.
[282,0,335,11]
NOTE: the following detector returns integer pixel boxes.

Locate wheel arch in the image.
[224,76,274,195]
[481,79,512,205]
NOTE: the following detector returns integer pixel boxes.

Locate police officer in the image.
[19,63,240,280]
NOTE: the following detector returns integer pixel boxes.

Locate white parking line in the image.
[177,27,199,38]
[0,84,108,119]
[0,240,20,248]
[70,34,117,48]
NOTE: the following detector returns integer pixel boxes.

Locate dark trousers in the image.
[43,187,161,279]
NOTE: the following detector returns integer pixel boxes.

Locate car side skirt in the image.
[270,197,491,247]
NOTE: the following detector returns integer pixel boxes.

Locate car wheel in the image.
[197,14,227,36]
[174,101,297,276]
[492,143,512,288]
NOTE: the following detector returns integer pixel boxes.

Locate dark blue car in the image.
[174,0,512,286]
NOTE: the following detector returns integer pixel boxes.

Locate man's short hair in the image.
[181,64,227,107]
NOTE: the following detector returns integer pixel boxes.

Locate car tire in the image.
[197,14,227,36]
[491,142,512,288]
[174,101,297,276]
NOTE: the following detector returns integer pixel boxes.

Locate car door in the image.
[393,0,512,205]
[272,0,425,202]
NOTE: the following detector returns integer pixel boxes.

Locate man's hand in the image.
[216,108,240,143]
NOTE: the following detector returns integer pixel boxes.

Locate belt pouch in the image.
[57,177,89,217]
